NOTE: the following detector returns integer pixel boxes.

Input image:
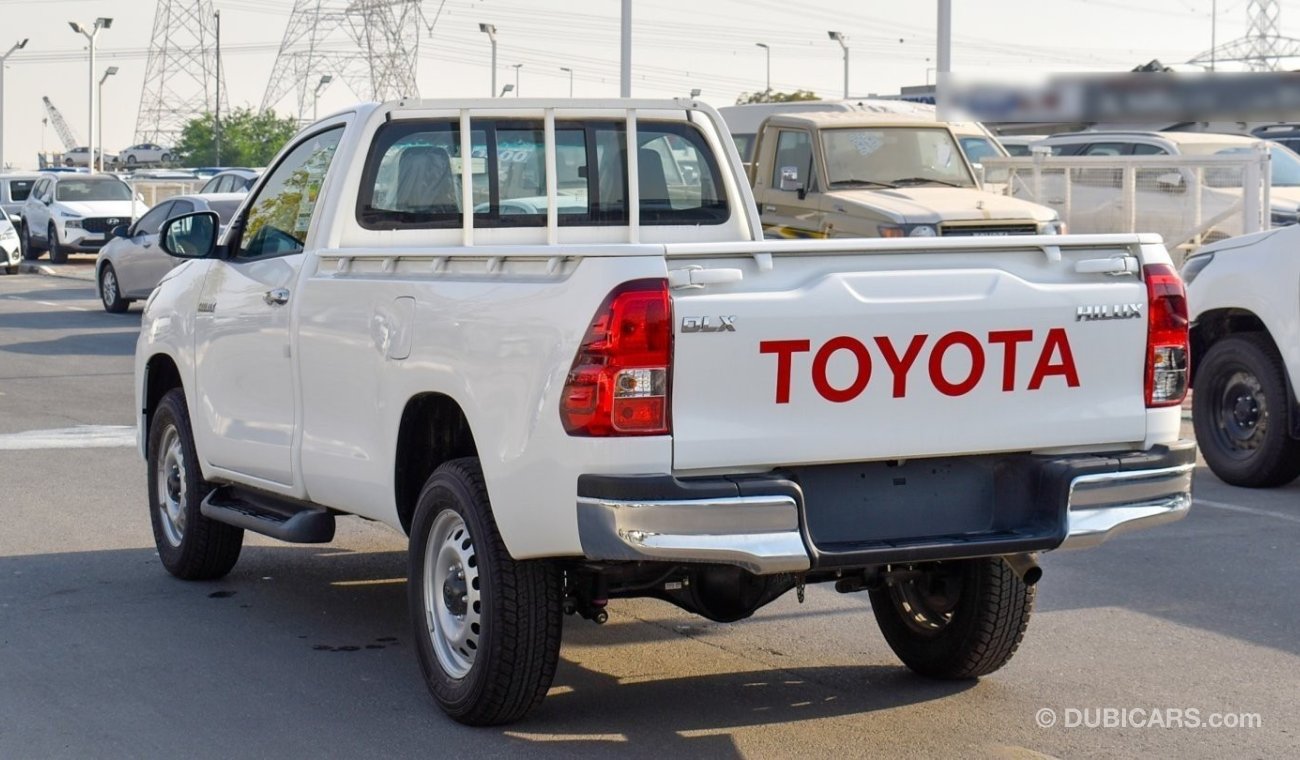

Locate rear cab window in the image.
[8,180,34,202]
[356,118,729,229]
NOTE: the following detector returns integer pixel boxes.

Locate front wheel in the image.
[147,389,244,580]
[869,558,1033,679]
[99,263,129,313]
[1193,334,1300,487]
[408,458,562,726]
[126,154,138,166]
[20,223,39,260]
[47,223,66,264]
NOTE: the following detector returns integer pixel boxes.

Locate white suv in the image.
[20,174,146,263]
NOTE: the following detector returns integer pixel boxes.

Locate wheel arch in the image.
[394,392,479,536]
[142,352,184,459]
[1191,309,1300,439]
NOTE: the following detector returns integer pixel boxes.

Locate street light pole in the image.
[620,0,631,97]
[0,38,28,172]
[214,9,221,165]
[755,42,770,93]
[479,23,498,97]
[513,63,522,97]
[828,31,848,99]
[69,18,112,174]
[97,66,118,173]
[560,66,573,97]
[313,74,333,122]
[937,0,952,78]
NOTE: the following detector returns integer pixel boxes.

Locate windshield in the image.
[55,179,132,202]
[1180,144,1300,187]
[959,136,1001,163]
[207,199,243,223]
[822,127,975,188]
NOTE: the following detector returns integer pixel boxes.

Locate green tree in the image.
[734,89,820,105]
[174,108,300,167]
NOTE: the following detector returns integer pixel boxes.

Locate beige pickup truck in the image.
[749,111,1064,239]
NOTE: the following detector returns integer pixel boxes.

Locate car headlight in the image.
[1181,253,1214,285]
[1042,220,1067,235]
[64,219,83,229]
[0,227,16,240]
[878,223,938,238]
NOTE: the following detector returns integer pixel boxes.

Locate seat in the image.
[638,147,671,210]
[393,145,458,214]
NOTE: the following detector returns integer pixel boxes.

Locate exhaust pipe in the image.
[1002,553,1042,586]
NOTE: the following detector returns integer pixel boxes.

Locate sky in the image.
[0,0,1277,170]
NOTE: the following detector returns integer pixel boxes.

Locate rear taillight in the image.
[561,279,672,436]
[1143,263,1190,408]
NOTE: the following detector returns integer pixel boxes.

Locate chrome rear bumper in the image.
[576,442,1195,575]
[1060,463,1195,549]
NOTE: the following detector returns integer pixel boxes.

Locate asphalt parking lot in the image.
[1,271,1296,758]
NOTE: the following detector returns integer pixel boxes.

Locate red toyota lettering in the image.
[1028,327,1080,389]
[874,334,928,398]
[987,329,1034,392]
[928,331,986,397]
[759,339,811,403]
[812,336,872,402]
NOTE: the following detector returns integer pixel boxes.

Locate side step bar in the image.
[200,486,335,544]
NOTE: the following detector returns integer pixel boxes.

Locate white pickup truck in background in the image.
[1185,226,1300,487]
[135,99,1195,726]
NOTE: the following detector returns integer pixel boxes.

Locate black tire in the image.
[99,263,129,313]
[4,263,16,275]
[126,154,137,166]
[20,222,40,260]
[869,558,1033,679]
[147,389,244,580]
[408,458,562,726]
[161,153,172,164]
[47,223,66,264]
[1193,334,1300,487]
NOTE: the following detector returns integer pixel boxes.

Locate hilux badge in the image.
[1076,303,1143,321]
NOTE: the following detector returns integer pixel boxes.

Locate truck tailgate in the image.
[669,241,1150,471]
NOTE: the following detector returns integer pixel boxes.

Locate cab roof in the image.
[760,111,954,131]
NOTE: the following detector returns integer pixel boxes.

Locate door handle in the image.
[263,288,290,306]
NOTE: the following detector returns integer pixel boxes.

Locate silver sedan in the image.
[95,193,244,313]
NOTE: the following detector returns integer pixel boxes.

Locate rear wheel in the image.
[99,263,129,313]
[1193,334,1300,487]
[147,389,244,580]
[126,154,138,166]
[869,558,1033,679]
[408,458,562,726]
[47,223,66,264]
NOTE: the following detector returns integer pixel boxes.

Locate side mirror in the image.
[778,166,804,193]
[160,211,219,259]
[110,224,130,239]
[1155,172,1186,193]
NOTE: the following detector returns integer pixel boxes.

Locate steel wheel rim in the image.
[155,425,187,547]
[422,509,481,679]
[889,565,962,636]
[1212,367,1268,459]
[101,267,118,306]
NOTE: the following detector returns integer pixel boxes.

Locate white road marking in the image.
[0,425,135,451]
[1196,498,1300,525]
[36,300,58,307]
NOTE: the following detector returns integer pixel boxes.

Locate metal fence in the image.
[129,179,206,208]
[981,146,1272,263]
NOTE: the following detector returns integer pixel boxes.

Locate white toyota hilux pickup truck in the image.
[135,99,1195,726]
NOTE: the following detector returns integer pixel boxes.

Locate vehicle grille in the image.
[940,223,1038,237]
[81,217,127,234]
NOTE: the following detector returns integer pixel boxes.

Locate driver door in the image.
[193,125,345,489]
[753,128,826,238]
